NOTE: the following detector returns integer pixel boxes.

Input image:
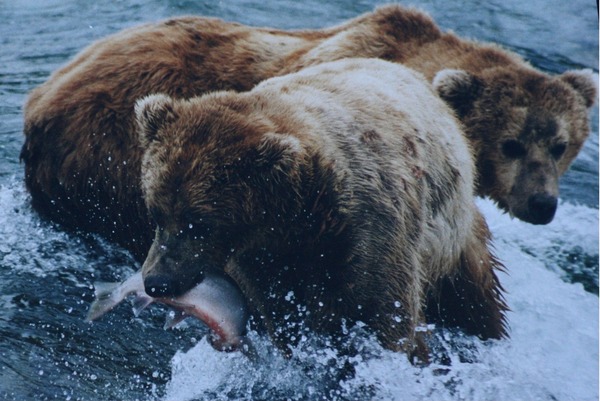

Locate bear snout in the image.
[144,274,180,298]
[144,274,186,297]
[144,261,208,298]
[526,193,558,225]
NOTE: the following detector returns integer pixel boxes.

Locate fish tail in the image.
[132,294,154,317]
[86,281,122,322]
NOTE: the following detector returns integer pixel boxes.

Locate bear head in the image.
[135,93,306,297]
[434,67,596,224]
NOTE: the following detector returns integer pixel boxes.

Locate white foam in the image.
[0,181,136,280]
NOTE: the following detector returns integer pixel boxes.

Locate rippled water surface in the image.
[0,1,597,400]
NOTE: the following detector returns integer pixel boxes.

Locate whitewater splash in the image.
[164,198,599,401]
[0,178,596,401]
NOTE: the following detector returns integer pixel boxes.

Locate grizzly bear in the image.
[134,58,507,358]
[21,5,596,259]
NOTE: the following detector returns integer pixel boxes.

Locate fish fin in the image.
[131,295,153,317]
[86,281,122,322]
[92,281,121,298]
[164,310,188,330]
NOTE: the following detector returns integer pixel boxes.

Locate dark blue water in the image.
[0,1,597,400]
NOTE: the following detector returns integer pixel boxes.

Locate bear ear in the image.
[255,133,303,170]
[433,69,484,118]
[135,94,178,147]
[559,69,598,108]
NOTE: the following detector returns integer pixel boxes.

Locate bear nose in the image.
[144,274,183,297]
[527,193,557,225]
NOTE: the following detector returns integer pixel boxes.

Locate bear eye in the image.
[550,143,567,159]
[502,139,527,159]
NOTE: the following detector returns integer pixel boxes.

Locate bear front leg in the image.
[425,213,508,340]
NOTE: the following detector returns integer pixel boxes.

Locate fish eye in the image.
[501,139,527,159]
[550,143,567,159]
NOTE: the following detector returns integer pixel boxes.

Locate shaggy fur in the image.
[135,59,507,358]
[21,4,596,258]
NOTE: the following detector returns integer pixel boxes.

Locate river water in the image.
[0,1,597,400]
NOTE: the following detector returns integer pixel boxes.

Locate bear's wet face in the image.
[137,101,239,295]
[135,93,308,297]
[434,68,596,224]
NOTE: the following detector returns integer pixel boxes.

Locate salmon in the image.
[86,270,254,355]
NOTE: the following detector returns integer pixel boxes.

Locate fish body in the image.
[87,270,251,354]
[159,273,250,352]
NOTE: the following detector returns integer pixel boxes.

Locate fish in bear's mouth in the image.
[86,269,255,357]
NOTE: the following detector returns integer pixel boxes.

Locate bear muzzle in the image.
[526,193,558,225]
[142,258,209,298]
[509,192,558,225]
[144,274,187,297]
[142,227,214,297]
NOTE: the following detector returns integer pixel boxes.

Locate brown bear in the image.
[134,58,507,359]
[21,4,596,260]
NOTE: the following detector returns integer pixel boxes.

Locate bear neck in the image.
[399,33,528,82]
